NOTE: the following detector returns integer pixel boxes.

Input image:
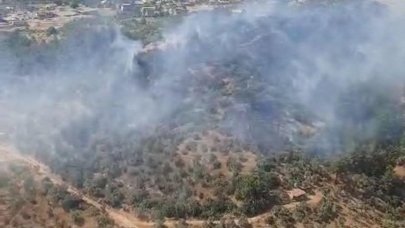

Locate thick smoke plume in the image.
[0,0,405,158]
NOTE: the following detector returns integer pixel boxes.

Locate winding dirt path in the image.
[0,144,281,227]
[0,145,154,228]
[0,145,218,227]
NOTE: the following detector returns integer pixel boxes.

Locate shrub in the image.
[70,0,80,8]
[316,197,339,223]
[62,195,82,212]
[46,26,58,36]
[0,176,10,188]
[272,206,295,227]
[71,210,85,226]
[97,215,114,228]
[213,161,222,170]
[238,215,252,228]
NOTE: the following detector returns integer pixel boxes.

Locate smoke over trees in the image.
[0,0,404,225]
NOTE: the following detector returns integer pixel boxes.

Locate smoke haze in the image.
[0,0,404,158]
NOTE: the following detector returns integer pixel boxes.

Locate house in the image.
[231,9,245,14]
[119,3,135,13]
[217,0,230,4]
[100,0,118,8]
[36,11,57,20]
[175,6,187,15]
[161,5,171,16]
[141,6,158,17]
[287,188,307,201]
[119,1,144,16]
[44,4,56,11]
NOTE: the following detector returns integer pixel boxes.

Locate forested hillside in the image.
[0,0,404,227]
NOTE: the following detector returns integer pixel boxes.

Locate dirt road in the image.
[0,144,276,227]
[0,145,216,227]
[0,145,154,228]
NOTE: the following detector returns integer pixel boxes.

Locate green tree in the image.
[97,215,114,228]
[235,173,281,216]
[71,210,85,226]
[70,0,80,8]
[62,195,81,212]
[316,197,338,223]
[0,176,10,188]
[46,26,58,37]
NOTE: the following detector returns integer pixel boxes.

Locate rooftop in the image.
[287,188,306,199]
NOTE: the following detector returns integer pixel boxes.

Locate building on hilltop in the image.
[118,0,144,16]
[287,188,307,201]
[141,6,158,17]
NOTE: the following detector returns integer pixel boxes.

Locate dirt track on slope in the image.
[0,144,278,227]
[0,145,224,227]
[0,145,154,228]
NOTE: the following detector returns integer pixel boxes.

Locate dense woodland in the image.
[0,0,404,227]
